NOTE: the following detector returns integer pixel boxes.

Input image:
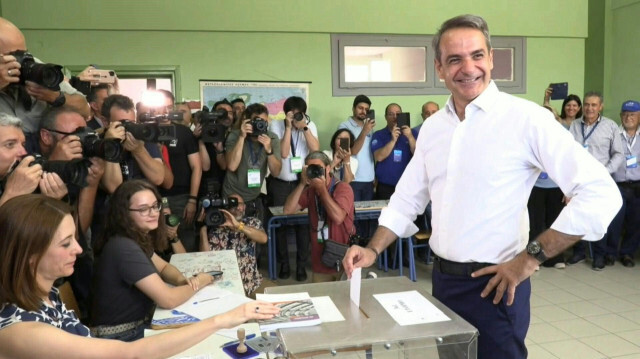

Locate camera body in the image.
[30,154,90,188]
[72,127,122,162]
[306,164,325,180]
[200,194,239,227]
[250,118,268,137]
[293,112,304,122]
[9,50,64,90]
[121,120,175,144]
[200,109,228,144]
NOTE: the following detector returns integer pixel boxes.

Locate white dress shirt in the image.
[378,81,622,264]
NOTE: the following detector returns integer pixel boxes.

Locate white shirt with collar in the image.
[378,81,621,264]
[270,119,318,182]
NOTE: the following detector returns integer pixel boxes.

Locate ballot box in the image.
[265,277,478,358]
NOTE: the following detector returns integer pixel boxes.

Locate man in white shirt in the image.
[268,96,319,281]
[343,14,621,359]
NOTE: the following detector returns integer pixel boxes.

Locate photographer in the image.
[199,193,266,296]
[0,18,89,147]
[223,103,281,223]
[86,84,110,130]
[100,94,164,188]
[231,98,246,128]
[283,151,355,282]
[269,96,318,281]
[195,99,233,199]
[0,113,62,206]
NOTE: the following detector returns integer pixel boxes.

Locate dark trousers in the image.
[433,269,530,359]
[527,186,565,266]
[267,177,309,269]
[620,184,640,256]
[350,181,375,239]
[594,184,626,258]
[374,182,395,200]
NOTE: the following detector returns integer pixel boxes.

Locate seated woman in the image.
[91,180,228,341]
[0,194,278,357]
[323,129,358,183]
[199,193,266,296]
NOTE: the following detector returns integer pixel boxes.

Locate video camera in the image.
[8,50,64,91]
[71,127,122,162]
[199,107,228,144]
[30,154,91,188]
[250,118,268,137]
[306,164,325,180]
[200,194,239,227]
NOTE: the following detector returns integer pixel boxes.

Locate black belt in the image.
[433,256,494,276]
[270,176,299,184]
[618,180,640,186]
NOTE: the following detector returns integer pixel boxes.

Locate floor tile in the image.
[585,313,640,333]
[532,305,578,322]
[544,339,609,359]
[527,323,572,344]
[618,329,640,347]
[590,297,639,313]
[580,333,640,358]
[527,344,559,359]
[535,288,585,304]
[557,301,610,317]
[549,318,609,338]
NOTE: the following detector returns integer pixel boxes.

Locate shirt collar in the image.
[579,115,601,125]
[444,80,500,117]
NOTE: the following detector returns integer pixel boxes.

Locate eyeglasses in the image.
[128,202,162,216]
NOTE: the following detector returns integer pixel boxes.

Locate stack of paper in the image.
[255,292,322,331]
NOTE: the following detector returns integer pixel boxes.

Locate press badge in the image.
[247,169,261,188]
[627,155,638,168]
[290,157,303,173]
[583,144,589,149]
[539,172,548,179]
[393,149,402,162]
[316,221,328,242]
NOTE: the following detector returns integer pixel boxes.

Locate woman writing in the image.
[0,194,278,358]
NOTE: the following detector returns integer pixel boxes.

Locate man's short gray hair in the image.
[584,91,604,104]
[0,113,23,129]
[305,151,331,167]
[432,14,492,63]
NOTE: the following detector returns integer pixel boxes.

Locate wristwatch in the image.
[526,240,548,263]
[49,91,66,107]
[169,237,180,244]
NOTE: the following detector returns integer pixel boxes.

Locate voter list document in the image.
[373,290,450,326]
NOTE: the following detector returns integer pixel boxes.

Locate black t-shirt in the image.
[160,123,199,196]
[120,142,162,181]
[91,236,157,326]
[199,141,226,197]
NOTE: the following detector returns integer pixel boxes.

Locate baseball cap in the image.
[621,100,640,112]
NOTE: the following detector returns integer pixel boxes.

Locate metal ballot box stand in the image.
[265,277,477,359]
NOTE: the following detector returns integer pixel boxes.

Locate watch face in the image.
[527,241,541,254]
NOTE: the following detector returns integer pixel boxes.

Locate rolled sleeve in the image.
[378,206,419,238]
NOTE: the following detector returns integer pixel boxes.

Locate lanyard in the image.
[314,177,337,224]
[290,129,301,157]
[624,131,637,153]
[581,118,600,144]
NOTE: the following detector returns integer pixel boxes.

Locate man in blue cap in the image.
[609,100,640,267]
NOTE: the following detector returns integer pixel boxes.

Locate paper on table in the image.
[373,290,450,326]
[180,293,251,320]
[311,296,344,322]
[256,292,310,301]
[349,267,361,307]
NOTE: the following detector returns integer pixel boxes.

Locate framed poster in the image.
[199,80,310,120]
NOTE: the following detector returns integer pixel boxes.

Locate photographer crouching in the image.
[199,193,267,296]
[283,151,355,282]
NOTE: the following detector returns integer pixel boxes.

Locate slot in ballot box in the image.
[265,277,478,358]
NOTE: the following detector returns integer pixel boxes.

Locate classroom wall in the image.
[2,0,589,144]
[606,0,640,120]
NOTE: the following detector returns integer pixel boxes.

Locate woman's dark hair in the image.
[560,94,583,119]
[329,129,355,152]
[97,180,168,257]
[0,195,71,311]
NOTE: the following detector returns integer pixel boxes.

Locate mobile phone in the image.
[396,112,410,128]
[207,270,224,278]
[366,109,375,120]
[339,137,350,151]
[549,82,568,100]
[79,68,116,84]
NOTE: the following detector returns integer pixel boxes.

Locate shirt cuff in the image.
[378,206,419,238]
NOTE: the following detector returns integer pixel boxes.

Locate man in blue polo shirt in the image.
[371,103,417,199]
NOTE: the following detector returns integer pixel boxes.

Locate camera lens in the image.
[293,112,304,121]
